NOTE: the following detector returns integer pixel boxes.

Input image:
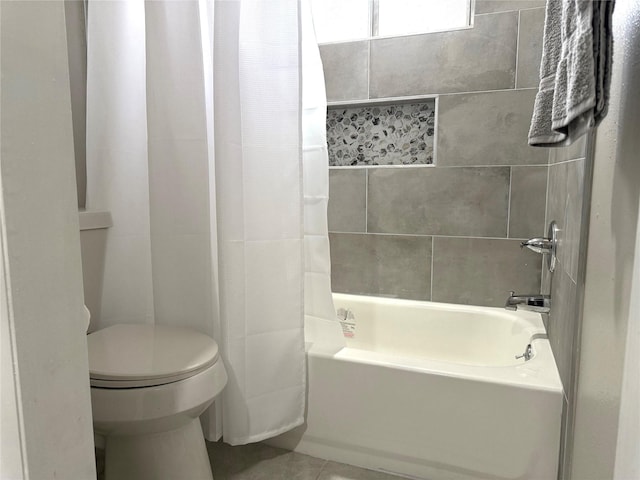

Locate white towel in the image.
[528,0,615,147]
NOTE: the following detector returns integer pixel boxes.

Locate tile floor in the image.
[97,440,407,479]
[207,441,407,480]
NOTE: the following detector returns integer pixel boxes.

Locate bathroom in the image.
[1,0,638,479]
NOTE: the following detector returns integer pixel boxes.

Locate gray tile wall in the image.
[431,237,541,306]
[367,167,510,237]
[541,135,590,480]
[437,89,548,166]
[517,7,546,88]
[543,135,588,387]
[321,41,369,102]
[327,169,366,232]
[323,3,547,308]
[369,13,518,97]
[329,233,432,300]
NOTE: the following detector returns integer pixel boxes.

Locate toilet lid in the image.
[88,324,219,388]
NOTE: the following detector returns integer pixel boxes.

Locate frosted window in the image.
[311,0,471,44]
[378,0,471,37]
[310,0,370,43]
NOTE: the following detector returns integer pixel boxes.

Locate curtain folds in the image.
[301,0,344,348]
[86,0,338,445]
[212,0,306,444]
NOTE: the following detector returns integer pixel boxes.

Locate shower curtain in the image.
[86,0,340,445]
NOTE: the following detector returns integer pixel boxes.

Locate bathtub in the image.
[269,293,563,480]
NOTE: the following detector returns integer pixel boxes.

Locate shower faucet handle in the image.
[521,221,559,273]
[520,237,554,254]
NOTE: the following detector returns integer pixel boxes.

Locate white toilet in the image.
[79,211,227,480]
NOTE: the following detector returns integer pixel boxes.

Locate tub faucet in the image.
[505,291,550,314]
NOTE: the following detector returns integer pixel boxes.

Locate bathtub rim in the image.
[311,293,563,394]
[332,292,547,329]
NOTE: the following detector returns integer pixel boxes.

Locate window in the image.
[310,0,371,44]
[310,0,472,44]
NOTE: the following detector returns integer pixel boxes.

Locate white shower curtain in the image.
[86,0,339,445]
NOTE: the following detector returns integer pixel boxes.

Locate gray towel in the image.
[528,0,615,147]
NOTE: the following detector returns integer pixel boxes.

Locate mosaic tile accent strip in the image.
[327,101,435,166]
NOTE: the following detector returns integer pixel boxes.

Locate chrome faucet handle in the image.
[520,237,553,253]
[520,221,559,273]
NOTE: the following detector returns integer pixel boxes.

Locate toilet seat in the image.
[88,324,220,388]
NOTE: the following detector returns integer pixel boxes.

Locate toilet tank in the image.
[78,210,112,333]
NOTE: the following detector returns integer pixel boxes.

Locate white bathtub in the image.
[269,293,563,480]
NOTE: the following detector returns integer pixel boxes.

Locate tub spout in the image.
[505,291,550,314]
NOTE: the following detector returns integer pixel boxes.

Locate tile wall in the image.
[541,134,590,479]
[543,136,588,389]
[323,0,548,307]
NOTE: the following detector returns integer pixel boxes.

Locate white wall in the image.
[0,1,96,478]
[1,235,24,479]
[571,0,640,478]
[614,195,640,479]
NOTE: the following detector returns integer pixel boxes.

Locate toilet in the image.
[79,211,227,480]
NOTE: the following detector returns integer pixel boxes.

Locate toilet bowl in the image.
[88,324,227,480]
[80,211,226,479]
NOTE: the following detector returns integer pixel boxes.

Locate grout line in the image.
[317,23,474,47]
[542,158,551,294]
[549,156,588,166]
[330,94,438,108]
[367,40,371,100]
[314,459,329,479]
[329,165,435,170]
[329,163,548,170]
[544,160,551,230]
[328,87,538,108]
[517,6,547,13]
[515,10,521,88]
[433,96,440,165]
[474,6,545,17]
[507,166,513,237]
[430,237,435,301]
[364,169,369,233]
[474,10,519,16]
[328,231,533,241]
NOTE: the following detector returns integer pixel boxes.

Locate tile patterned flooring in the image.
[207,441,407,480]
[97,440,407,479]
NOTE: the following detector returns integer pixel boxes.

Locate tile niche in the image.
[327,100,436,166]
